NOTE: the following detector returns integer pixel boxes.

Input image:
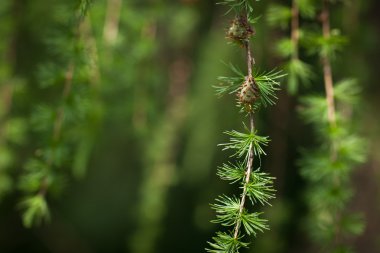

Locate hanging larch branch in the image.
[18,0,95,228]
[298,0,368,251]
[267,0,314,94]
[207,1,284,252]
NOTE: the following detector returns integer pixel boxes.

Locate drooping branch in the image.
[207,2,279,251]
[53,62,75,142]
[38,62,75,197]
[37,1,91,197]
[233,12,256,240]
[295,0,367,250]
[321,0,341,247]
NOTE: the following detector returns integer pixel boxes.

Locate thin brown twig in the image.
[321,0,338,163]
[233,112,255,239]
[53,62,74,141]
[103,0,122,45]
[321,0,342,248]
[291,0,300,60]
[0,2,17,148]
[233,15,256,239]
[0,84,14,146]
[321,0,336,127]
[81,18,101,88]
[243,12,255,78]
[38,62,75,197]
[246,42,254,77]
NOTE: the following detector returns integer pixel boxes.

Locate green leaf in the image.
[0,146,13,168]
[206,232,248,253]
[18,159,49,193]
[266,4,291,29]
[299,95,328,124]
[78,0,92,20]
[307,184,352,212]
[240,211,268,235]
[4,118,27,144]
[341,213,365,236]
[211,195,241,227]
[214,63,245,97]
[304,29,348,59]
[297,0,317,18]
[334,78,360,104]
[254,69,285,107]
[218,0,255,15]
[217,162,246,183]
[337,135,368,164]
[246,170,276,205]
[19,195,50,228]
[220,130,270,159]
[275,38,294,58]
[300,150,352,182]
[286,58,313,95]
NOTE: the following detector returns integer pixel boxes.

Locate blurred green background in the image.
[0,0,379,252]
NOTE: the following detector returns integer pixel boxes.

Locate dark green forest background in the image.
[0,0,379,252]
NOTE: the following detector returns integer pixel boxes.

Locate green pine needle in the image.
[299,95,328,124]
[217,162,246,183]
[334,78,360,104]
[211,195,270,236]
[211,195,241,227]
[215,76,244,97]
[218,0,255,15]
[215,65,284,110]
[304,29,348,59]
[297,0,317,18]
[286,58,313,95]
[214,62,245,97]
[220,130,269,159]
[19,195,50,228]
[246,170,276,205]
[299,150,350,182]
[275,38,294,58]
[338,135,368,164]
[254,69,285,107]
[206,232,249,253]
[266,4,292,29]
[240,211,269,235]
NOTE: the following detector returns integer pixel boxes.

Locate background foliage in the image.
[0,0,379,252]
